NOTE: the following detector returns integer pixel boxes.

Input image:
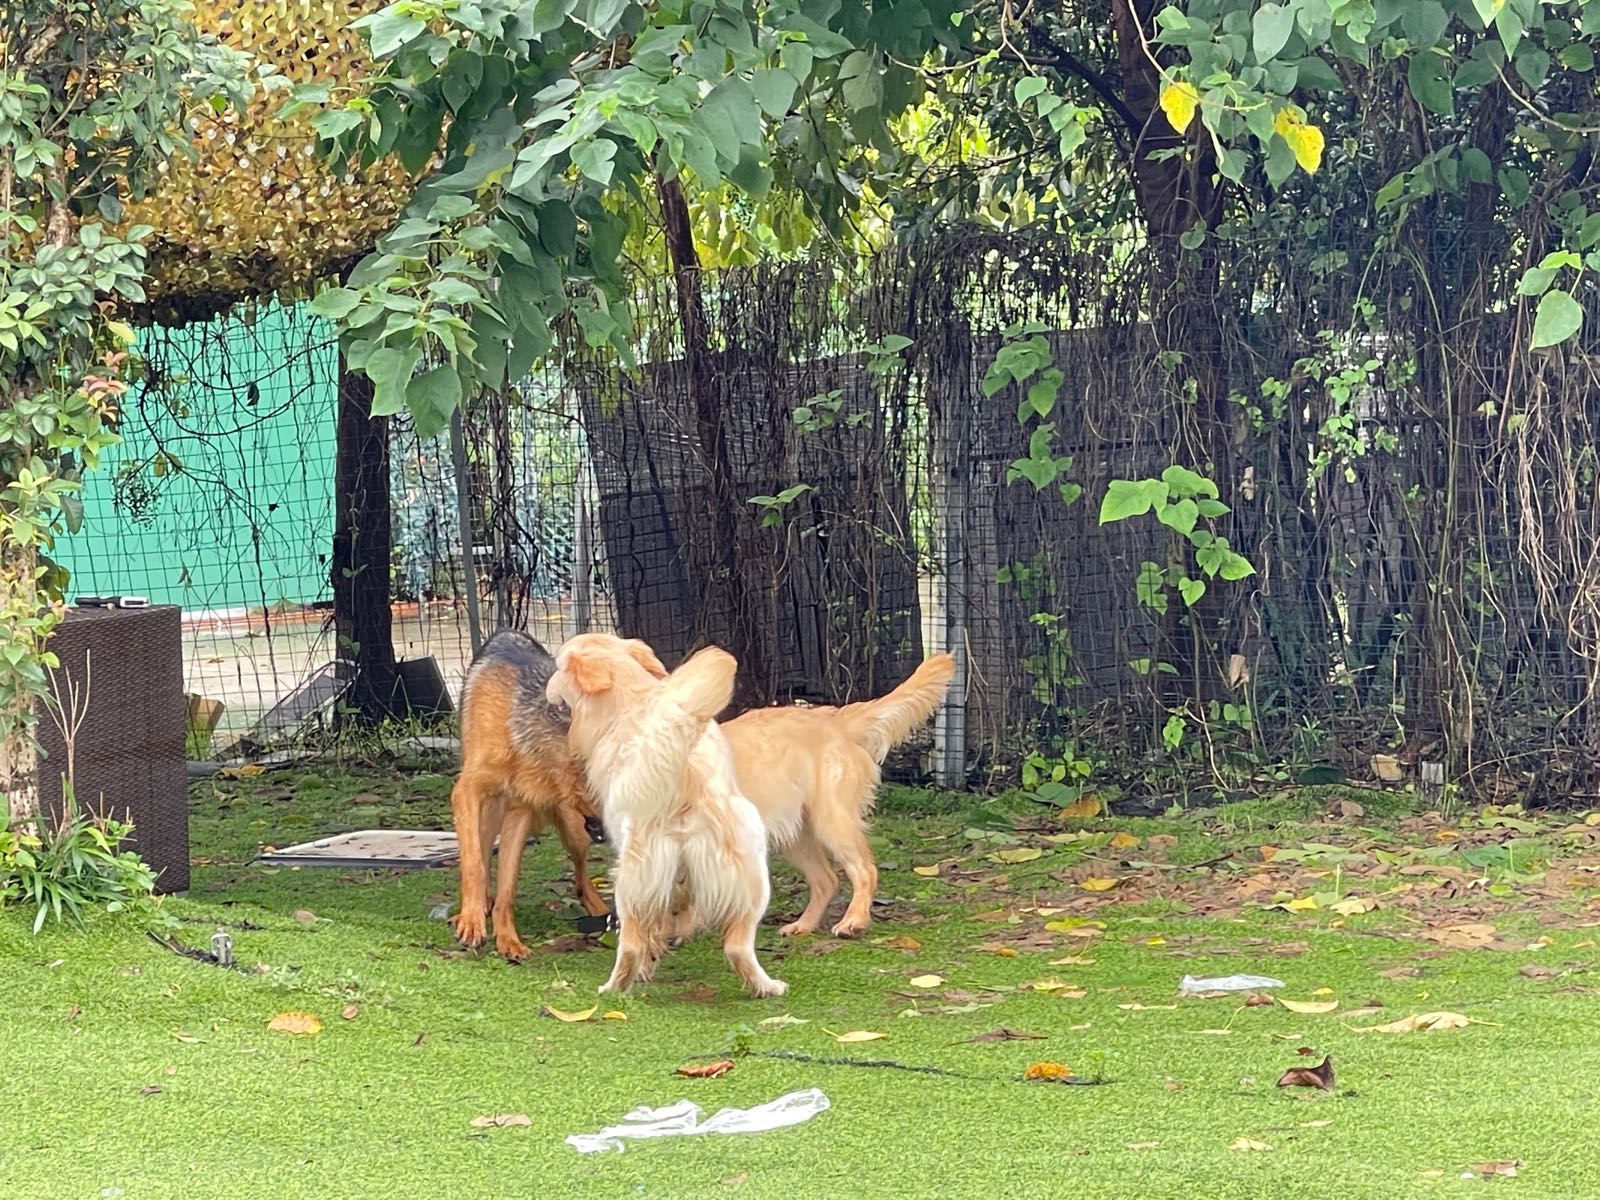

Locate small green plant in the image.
[1098,465,1254,613]
[748,483,814,530]
[1020,744,1098,807]
[0,786,163,933]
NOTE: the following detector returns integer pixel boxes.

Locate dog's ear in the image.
[622,639,668,679]
[562,648,616,695]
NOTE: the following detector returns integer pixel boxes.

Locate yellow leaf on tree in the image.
[1109,832,1141,849]
[1278,998,1339,1015]
[1081,877,1119,892]
[1272,105,1325,173]
[1161,81,1201,134]
[541,1005,598,1023]
[909,975,945,989]
[266,1012,322,1036]
[833,1030,887,1043]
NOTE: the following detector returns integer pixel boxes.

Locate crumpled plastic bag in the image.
[565,1088,830,1154]
[1179,973,1286,995]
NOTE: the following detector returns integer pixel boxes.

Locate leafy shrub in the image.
[0,789,164,933]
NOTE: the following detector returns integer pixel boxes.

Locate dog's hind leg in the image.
[450,770,504,949]
[553,801,609,917]
[777,833,839,937]
[599,923,650,993]
[812,797,877,938]
[491,804,537,961]
[722,911,787,998]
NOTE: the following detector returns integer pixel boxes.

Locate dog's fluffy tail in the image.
[832,654,956,763]
[661,646,738,723]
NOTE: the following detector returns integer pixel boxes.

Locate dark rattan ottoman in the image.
[34,605,189,893]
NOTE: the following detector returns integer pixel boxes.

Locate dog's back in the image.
[463,630,571,760]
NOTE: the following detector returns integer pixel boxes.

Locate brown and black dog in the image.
[450,630,609,960]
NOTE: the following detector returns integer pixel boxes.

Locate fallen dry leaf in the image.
[221,764,265,780]
[541,1004,598,1023]
[1423,923,1497,951]
[1049,955,1096,966]
[171,1031,201,1044]
[883,936,922,951]
[989,848,1044,864]
[469,1113,532,1128]
[1245,993,1275,1007]
[266,1012,322,1036]
[1278,998,1339,1015]
[722,1172,750,1188]
[1519,964,1557,981]
[1081,877,1120,892]
[340,1005,359,1021]
[1057,794,1104,818]
[969,1028,1047,1043]
[908,974,945,989]
[292,909,317,925]
[1028,979,1086,998]
[833,1030,886,1043]
[1329,896,1378,917]
[1371,754,1404,782]
[1472,1161,1519,1179]
[758,1014,809,1029]
[1109,832,1141,850]
[139,1085,163,1097]
[1127,1141,1161,1151]
[676,1060,735,1079]
[1230,1138,1273,1152]
[1118,1003,1177,1011]
[912,865,942,877]
[603,1010,628,1021]
[1378,966,1422,980]
[1359,1011,1472,1033]
[1276,1055,1335,1091]
[1045,918,1105,936]
[1273,896,1319,913]
[1023,1061,1072,1080]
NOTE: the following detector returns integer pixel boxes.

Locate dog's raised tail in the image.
[834,653,956,763]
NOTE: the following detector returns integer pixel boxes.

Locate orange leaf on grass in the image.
[675,1060,735,1079]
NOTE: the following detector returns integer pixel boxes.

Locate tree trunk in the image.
[1111,0,1238,708]
[0,541,41,829]
[655,172,772,709]
[331,364,400,724]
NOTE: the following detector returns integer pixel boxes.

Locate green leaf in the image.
[1015,76,1048,103]
[1407,53,1455,116]
[1498,166,1531,207]
[367,346,422,416]
[570,138,617,185]
[1135,561,1169,613]
[360,10,426,58]
[1159,464,1219,499]
[1513,43,1550,89]
[1099,479,1167,524]
[1401,1,1450,48]
[839,50,882,113]
[1217,549,1256,581]
[1196,498,1230,518]
[753,68,798,117]
[1157,498,1200,536]
[308,288,363,321]
[1559,42,1595,72]
[1178,576,1206,606]
[1530,290,1583,349]
[1252,3,1297,62]
[1517,266,1556,296]
[407,364,463,438]
[1025,370,1061,418]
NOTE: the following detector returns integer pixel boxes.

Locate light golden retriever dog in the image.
[547,634,786,998]
[721,653,956,937]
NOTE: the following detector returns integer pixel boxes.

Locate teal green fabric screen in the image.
[52,304,337,616]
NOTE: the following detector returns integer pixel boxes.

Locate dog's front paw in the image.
[496,932,532,962]
[452,911,487,948]
[778,920,816,938]
[829,916,869,938]
[749,977,789,999]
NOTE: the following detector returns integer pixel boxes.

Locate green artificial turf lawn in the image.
[2,767,1597,1200]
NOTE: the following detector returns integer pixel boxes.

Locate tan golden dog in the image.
[547,634,786,998]
[449,630,608,961]
[722,652,956,937]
